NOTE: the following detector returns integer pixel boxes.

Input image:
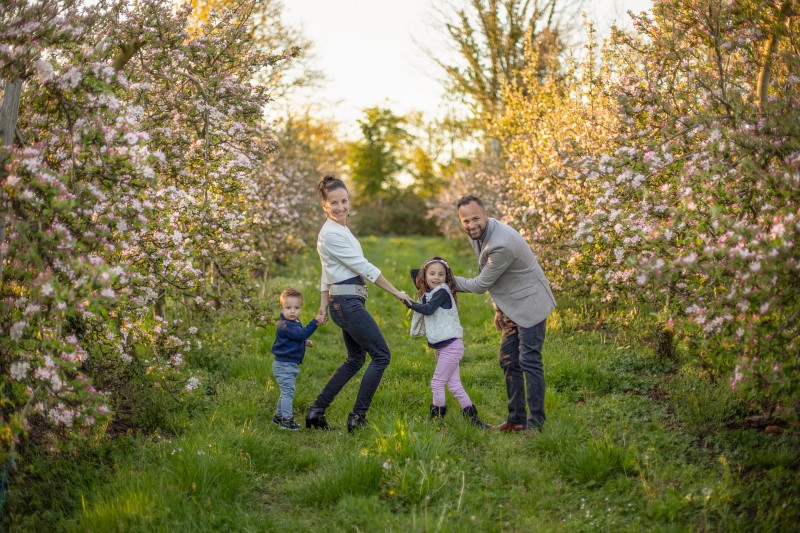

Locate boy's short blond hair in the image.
[279,287,303,306]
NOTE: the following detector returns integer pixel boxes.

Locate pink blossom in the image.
[100,288,116,298]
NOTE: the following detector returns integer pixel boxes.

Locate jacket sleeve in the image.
[454,245,513,294]
[322,231,381,283]
[407,290,450,316]
[280,319,319,341]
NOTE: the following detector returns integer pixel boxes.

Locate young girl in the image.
[405,257,489,427]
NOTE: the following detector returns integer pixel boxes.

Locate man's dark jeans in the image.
[313,295,391,416]
[498,315,547,429]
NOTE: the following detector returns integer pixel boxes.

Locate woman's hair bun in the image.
[318,175,347,200]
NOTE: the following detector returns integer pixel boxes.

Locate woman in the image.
[305,176,412,432]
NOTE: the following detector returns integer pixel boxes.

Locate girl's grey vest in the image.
[410,284,463,344]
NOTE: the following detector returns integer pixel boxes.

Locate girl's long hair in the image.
[414,256,458,304]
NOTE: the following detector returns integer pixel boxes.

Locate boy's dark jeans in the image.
[313,295,391,416]
[498,314,547,429]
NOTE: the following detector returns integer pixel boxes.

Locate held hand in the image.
[306,340,314,348]
[494,310,504,331]
[316,308,328,325]
[396,291,413,306]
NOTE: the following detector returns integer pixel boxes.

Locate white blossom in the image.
[10,362,30,381]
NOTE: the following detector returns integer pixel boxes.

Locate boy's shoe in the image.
[272,413,282,426]
[347,412,368,433]
[279,416,301,431]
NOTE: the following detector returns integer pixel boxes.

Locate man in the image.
[453,195,556,432]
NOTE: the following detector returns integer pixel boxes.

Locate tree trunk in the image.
[0,78,22,166]
[260,267,269,300]
[208,259,222,310]
[154,292,166,320]
[1,79,22,273]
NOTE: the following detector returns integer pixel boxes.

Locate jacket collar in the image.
[482,218,497,242]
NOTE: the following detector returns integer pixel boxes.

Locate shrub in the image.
[667,372,736,436]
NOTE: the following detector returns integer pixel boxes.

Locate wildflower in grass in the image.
[185,377,201,392]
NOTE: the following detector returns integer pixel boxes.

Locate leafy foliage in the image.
[495,0,800,427]
[0,0,306,457]
[346,107,440,236]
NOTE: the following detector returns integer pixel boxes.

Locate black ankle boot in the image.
[306,407,333,430]
[347,412,367,433]
[462,405,490,428]
[429,404,447,420]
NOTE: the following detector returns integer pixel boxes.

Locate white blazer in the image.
[317,219,381,292]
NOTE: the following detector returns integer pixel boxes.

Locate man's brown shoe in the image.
[495,421,527,432]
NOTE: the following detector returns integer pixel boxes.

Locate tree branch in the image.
[756,0,793,110]
[111,40,145,72]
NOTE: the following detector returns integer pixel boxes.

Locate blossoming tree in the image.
[1,0,305,457]
[497,0,799,426]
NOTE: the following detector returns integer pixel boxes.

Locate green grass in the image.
[6,236,800,532]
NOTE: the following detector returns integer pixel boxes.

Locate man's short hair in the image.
[280,287,303,305]
[456,194,485,210]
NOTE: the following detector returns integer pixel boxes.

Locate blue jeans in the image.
[273,360,300,418]
[498,315,547,428]
[313,295,391,416]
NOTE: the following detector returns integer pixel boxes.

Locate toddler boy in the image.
[271,287,324,430]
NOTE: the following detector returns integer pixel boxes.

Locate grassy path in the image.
[21,237,797,531]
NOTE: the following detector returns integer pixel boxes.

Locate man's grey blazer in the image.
[454,218,556,328]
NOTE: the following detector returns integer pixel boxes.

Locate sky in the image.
[279,0,653,133]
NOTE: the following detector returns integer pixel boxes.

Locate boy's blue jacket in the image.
[271,314,318,364]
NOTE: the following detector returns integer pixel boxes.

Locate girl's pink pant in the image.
[431,338,472,408]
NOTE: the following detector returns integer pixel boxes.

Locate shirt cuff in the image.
[362,266,381,283]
